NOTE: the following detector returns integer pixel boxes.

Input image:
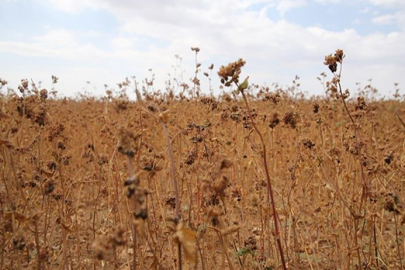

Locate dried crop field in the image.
[1,52,405,270]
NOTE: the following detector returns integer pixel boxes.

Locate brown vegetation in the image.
[1,50,405,269]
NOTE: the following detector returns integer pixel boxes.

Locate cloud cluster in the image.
[1,0,404,97]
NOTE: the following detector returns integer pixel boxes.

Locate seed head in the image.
[218,59,246,86]
[118,128,135,158]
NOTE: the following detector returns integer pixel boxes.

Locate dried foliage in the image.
[0,50,405,270]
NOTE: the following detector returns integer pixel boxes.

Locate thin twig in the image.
[237,84,287,270]
[395,112,405,129]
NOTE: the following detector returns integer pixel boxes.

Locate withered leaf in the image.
[173,223,197,263]
[3,211,29,223]
[0,140,14,149]
[220,225,240,236]
[133,219,146,239]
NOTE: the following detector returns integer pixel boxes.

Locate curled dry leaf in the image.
[158,110,170,124]
[133,219,146,239]
[220,225,240,236]
[0,111,9,120]
[0,140,14,149]
[3,211,29,223]
[173,223,197,263]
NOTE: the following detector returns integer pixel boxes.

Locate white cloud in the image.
[372,13,397,25]
[45,0,100,13]
[0,29,107,60]
[360,7,371,14]
[367,0,405,7]
[33,29,78,48]
[112,37,136,50]
[276,0,307,16]
[313,0,340,4]
[1,0,405,97]
[371,11,405,30]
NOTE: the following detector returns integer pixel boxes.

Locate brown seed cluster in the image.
[324,49,344,73]
[218,58,246,87]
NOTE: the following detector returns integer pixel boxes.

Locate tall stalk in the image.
[217,59,287,269]
[237,81,287,270]
[159,116,182,270]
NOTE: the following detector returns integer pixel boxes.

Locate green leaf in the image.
[234,247,254,257]
[238,76,249,92]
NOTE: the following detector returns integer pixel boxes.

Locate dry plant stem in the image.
[209,227,235,270]
[238,87,287,270]
[131,223,138,270]
[8,149,28,206]
[138,104,181,219]
[1,148,14,209]
[336,63,369,267]
[335,63,354,126]
[337,80,355,125]
[193,51,198,99]
[159,121,182,270]
[127,156,137,270]
[33,216,42,270]
[57,157,68,270]
[394,214,403,268]
[196,239,206,270]
[373,217,379,268]
[395,112,405,129]
[92,149,104,270]
[160,123,180,219]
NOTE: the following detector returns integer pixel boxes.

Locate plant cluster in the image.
[0,50,404,270]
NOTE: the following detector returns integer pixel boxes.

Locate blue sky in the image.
[1,0,404,98]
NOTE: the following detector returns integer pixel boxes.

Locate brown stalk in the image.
[54,154,68,270]
[236,83,287,270]
[394,213,403,268]
[159,120,183,270]
[126,155,138,270]
[330,54,369,267]
[138,101,183,269]
[395,112,405,129]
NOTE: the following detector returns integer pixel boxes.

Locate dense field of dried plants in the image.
[1,50,405,270]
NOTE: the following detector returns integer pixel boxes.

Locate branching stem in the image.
[237,85,287,270]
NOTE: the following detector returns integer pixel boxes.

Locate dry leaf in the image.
[3,211,29,223]
[173,223,197,263]
[0,140,14,149]
[133,219,146,239]
[149,257,159,270]
[220,225,240,236]
[62,219,73,233]
[158,110,170,124]
[0,111,9,120]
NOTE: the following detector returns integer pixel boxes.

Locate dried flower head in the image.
[324,55,337,73]
[39,89,48,101]
[51,75,59,84]
[218,59,246,87]
[18,79,29,94]
[334,49,344,63]
[313,103,320,113]
[324,49,345,73]
[283,111,298,129]
[118,127,135,158]
[269,113,280,129]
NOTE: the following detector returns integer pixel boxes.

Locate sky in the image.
[0,0,404,98]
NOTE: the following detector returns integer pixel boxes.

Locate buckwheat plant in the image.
[218,59,287,270]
